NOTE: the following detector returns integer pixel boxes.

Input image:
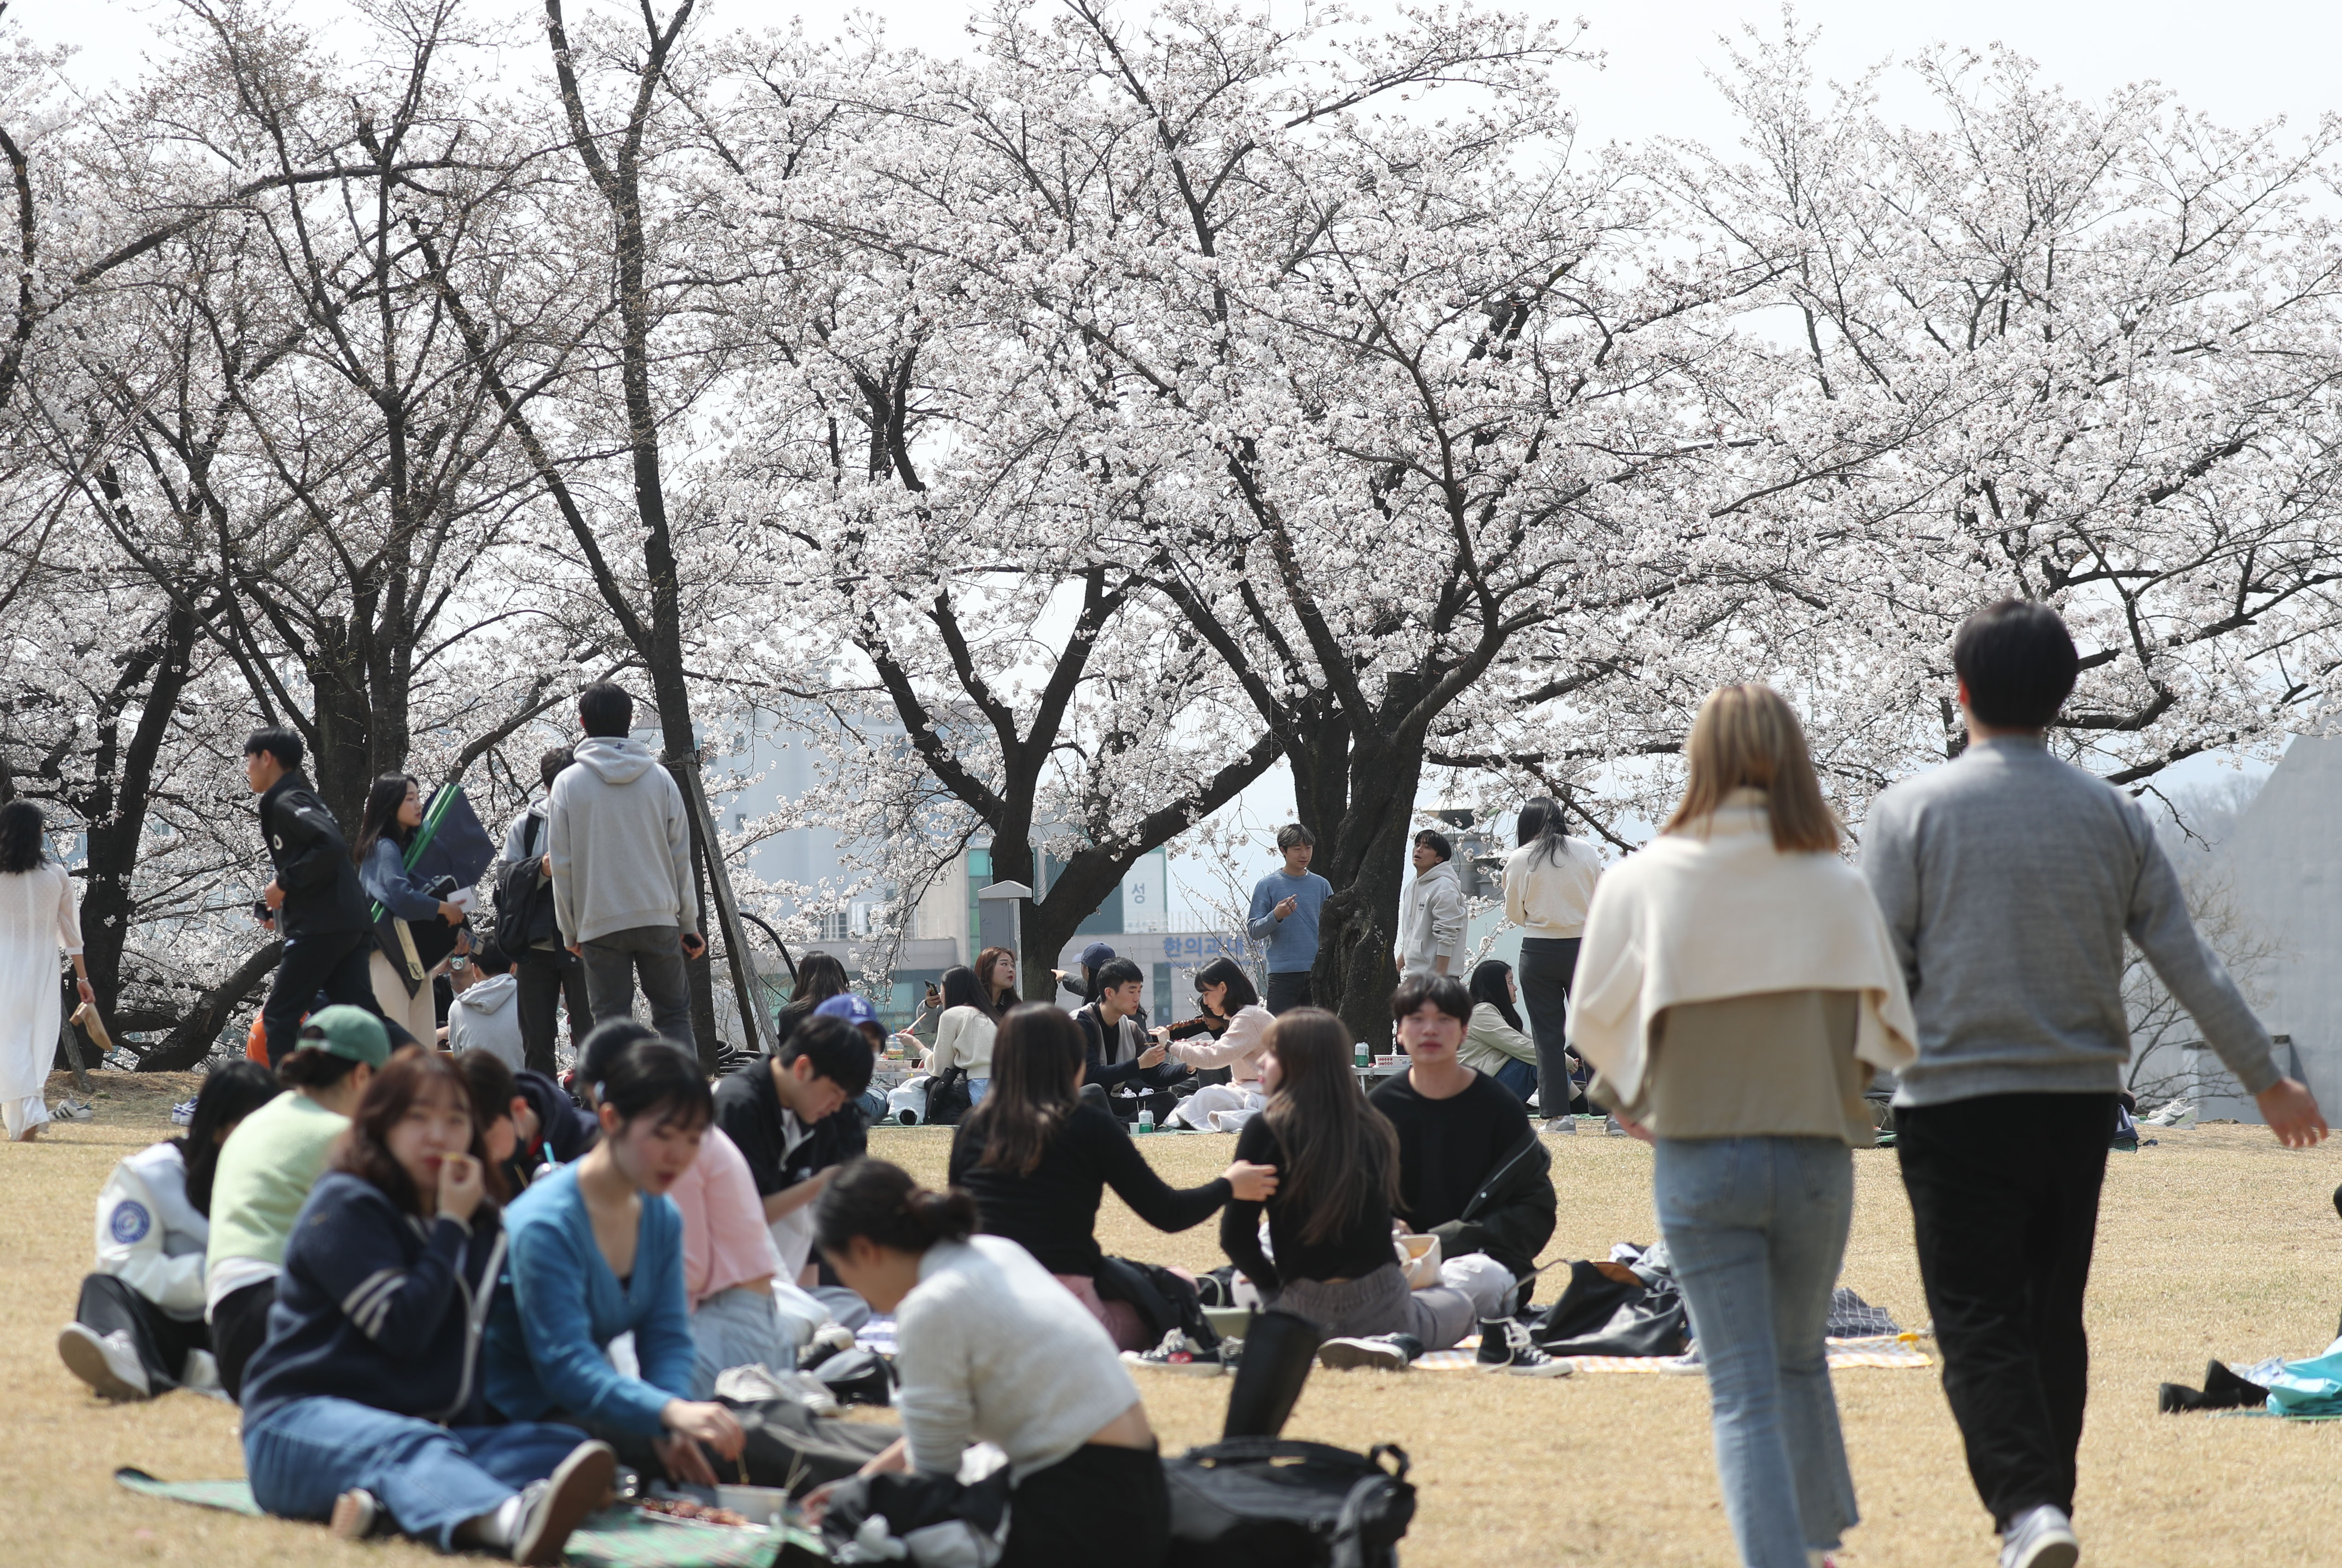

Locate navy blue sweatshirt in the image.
[239,1171,507,1426]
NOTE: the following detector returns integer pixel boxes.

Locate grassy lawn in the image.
[6,1070,2342,1565]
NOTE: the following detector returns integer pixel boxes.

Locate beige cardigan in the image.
[1568,791,1917,1108]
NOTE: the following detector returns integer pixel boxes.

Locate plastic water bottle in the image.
[1137,1106,1155,1135]
[1354,1040,1369,1070]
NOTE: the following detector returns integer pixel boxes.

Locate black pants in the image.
[1263,971,1313,1016]
[76,1274,208,1391]
[1515,937,1580,1120]
[261,929,380,1066]
[513,947,591,1076]
[1002,1443,1168,1568]
[212,1277,278,1404]
[1897,1092,2116,1529]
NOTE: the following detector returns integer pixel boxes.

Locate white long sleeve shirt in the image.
[1167,1003,1274,1084]
[94,1142,210,1320]
[1503,837,1605,939]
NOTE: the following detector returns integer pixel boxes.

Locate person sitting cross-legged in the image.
[238,1051,616,1563]
[1365,973,1557,1353]
[1160,957,1275,1132]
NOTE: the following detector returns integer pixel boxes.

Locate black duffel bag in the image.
[717,1392,901,1496]
[1165,1438,1414,1568]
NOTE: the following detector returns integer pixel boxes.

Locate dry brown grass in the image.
[6,1072,2342,1565]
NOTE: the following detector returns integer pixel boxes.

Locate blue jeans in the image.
[1655,1137,1858,1567]
[690,1285,790,1398]
[245,1396,589,1551]
[1489,1058,1538,1102]
[967,1077,989,1106]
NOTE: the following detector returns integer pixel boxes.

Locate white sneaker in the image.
[52,1099,94,1122]
[513,1440,617,1565]
[1999,1504,2079,1568]
[1317,1334,1422,1371]
[58,1323,151,1400]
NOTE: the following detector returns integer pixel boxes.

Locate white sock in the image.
[463,1491,528,1549]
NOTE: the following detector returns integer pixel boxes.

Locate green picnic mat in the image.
[113,1469,825,1564]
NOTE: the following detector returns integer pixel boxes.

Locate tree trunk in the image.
[135,940,283,1072]
[1305,721,1425,1045]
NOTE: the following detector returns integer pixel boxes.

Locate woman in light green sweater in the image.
[1460,960,1540,1104]
[204,1005,389,1400]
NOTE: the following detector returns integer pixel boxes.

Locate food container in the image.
[713,1485,792,1528]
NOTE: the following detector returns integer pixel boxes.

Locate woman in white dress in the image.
[0,801,94,1142]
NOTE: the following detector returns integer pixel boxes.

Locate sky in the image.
[26,0,2307,910]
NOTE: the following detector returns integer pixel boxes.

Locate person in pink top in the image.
[1162,959,1276,1131]
[665,1123,794,1395]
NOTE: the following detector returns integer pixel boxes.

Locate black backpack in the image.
[492,812,559,956]
[1165,1439,1415,1568]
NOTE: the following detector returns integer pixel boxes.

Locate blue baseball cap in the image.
[1078,941,1116,969]
[815,993,882,1028]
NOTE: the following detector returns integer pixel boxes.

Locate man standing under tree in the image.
[244,728,385,1065]
[1864,599,2329,1568]
[1397,829,1468,981]
[1247,825,1332,1014]
[548,683,705,1049]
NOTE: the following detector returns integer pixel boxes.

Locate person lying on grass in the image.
[483,1036,746,1486]
[237,1049,616,1563]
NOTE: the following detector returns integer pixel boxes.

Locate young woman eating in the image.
[1461,960,1542,1104]
[1218,1009,1558,1370]
[923,964,999,1108]
[484,1038,746,1485]
[206,1006,389,1402]
[352,774,466,1048]
[1160,957,1275,1131]
[1571,683,1917,1568]
[948,1003,1276,1351]
[59,1061,281,1400]
[239,1051,616,1563]
[806,1159,1168,1568]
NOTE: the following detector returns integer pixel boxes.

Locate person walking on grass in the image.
[1504,796,1604,1124]
[1247,825,1332,1014]
[548,683,704,1047]
[1574,683,1918,1568]
[245,728,386,1066]
[1863,600,2328,1568]
[0,800,93,1141]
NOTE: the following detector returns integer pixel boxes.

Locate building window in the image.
[816,910,850,942]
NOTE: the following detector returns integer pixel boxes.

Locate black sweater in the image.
[1218,1114,1395,1294]
[948,1101,1230,1277]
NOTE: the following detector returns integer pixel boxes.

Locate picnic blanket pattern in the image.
[114,1469,817,1566]
[1408,1333,1933,1373]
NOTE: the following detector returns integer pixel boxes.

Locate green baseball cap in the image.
[298,1004,392,1067]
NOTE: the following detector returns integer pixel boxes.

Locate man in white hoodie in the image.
[1397,829,1468,979]
[548,682,704,1048]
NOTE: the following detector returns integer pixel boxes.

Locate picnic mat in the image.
[1406,1333,1934,1373]
[113,1469,821,1565]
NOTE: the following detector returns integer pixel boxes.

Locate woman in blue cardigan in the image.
[239,1051,614,1563]
[485,1036,745,1485]
[352,774,466,1047]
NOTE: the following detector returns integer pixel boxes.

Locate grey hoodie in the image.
[447,971,524,1070]
[547,736,699,946]
[1398,857,1468,976]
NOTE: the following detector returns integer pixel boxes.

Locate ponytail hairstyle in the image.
[181,1061,283,1216]
[814,1158,978,1259]
[1261,1008,1401,1247]
[352,773,420,866]
[961,1003,1084,1176]
[1468,958,1525,1033]
[278,1044,364,1091]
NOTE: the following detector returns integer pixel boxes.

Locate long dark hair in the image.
[352,774,419,866]
[974,946,1020,1010]
[1193,955,1260,1015]
[330,1051,509,1216]
[961,1003,1083,1177]
[1517,796,1573,866]
[0,799,48,874]
[1469,959,1525,1032]
[814,1158,977,1258]
[1262,1009,1400,1247]
[181,1061,283,1215]
[597,1038,714,1133]
[938,964,991,1020]
[777,951,851,1037]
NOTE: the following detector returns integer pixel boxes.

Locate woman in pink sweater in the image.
[1162,958,1275,1131]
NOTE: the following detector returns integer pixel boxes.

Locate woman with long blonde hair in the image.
[1570,684,1918,1568]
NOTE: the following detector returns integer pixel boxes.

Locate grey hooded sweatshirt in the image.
[546,736,699,947]
[1398,857,1468,976]
[446,971,524,1070]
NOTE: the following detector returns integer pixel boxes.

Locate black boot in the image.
[1222,1309,1322,1440]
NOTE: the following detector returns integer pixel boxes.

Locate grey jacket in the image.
[1398,859,1468,975]
[1862,737,2277,1107]
[547,737,699,946]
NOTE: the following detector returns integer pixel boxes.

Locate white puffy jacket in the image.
[94,1142,210,1320]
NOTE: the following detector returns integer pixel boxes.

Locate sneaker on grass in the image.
[1124,1329,1230,1376]
[57,1323,150,1400]
[1474,1319,1573,1378]
[1317,1334,1422,1372]
[1998,1503,2079,1568]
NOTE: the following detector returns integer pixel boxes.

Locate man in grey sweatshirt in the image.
[548,682,704,1049]
[1863,600,2325,1568]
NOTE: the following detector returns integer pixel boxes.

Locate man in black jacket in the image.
[1072,957,1181,1094]
[245,728,388,1065]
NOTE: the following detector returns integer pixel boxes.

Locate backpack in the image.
[1165,1439,1415,1568]
[492,811,559,956]
[1095,1256,1220,1351]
